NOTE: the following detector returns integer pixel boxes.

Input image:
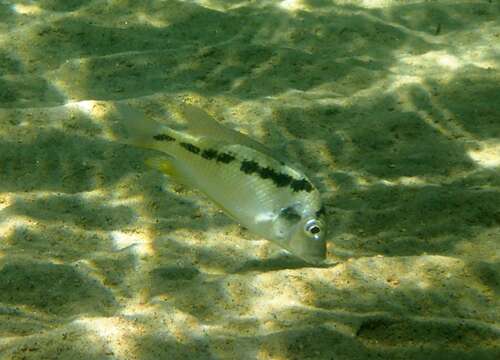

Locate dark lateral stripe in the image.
[240,160,260,174]
[174,141,312,193]
[153,133,175,142]
[216,152,235,163]
[201,148,235,163]
[180,142,200,154]
[201,149,218,160]
[290,179,313,192]
[240,160,312,192]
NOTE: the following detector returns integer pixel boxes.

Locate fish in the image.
[115,103,327,263]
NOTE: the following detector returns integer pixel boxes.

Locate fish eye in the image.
[304,219,322,237]
[309,225,321,234]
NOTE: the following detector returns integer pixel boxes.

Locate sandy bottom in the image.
[0,0,499,359]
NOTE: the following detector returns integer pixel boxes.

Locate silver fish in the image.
[116,103,326,263]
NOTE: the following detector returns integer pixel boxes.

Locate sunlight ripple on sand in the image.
[468,141,500,168]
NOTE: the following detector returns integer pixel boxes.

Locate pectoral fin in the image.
[146,156,176,176]
[145,156,193,189]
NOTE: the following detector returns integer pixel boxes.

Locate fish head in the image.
[272,204,327,264]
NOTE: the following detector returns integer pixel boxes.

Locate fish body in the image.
[117,104,326,263]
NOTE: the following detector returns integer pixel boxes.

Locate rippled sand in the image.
[0,1,499,359]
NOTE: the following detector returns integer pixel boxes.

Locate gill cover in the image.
[273,205,326,263]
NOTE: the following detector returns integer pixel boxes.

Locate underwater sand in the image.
[0,0,499,359]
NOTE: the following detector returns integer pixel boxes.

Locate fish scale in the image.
[164,137,296,225]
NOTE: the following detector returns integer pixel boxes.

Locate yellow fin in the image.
[146,157,176,176]
[145,156,194,189]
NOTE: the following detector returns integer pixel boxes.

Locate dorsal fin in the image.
[176,104,279,160]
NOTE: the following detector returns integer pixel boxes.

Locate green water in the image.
[0,1,499,359]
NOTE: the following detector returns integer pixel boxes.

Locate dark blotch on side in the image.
[216,152,235,163]
[201,149,218,160]
[240,160,260,174]
[240,159,312,192]
[201,148,235,163]
[180,142,200,154]
[260,167,293,187]
[291,179,313,192]
[259,167,275,179]
[270,172,293,187]
[153,133,175,142]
